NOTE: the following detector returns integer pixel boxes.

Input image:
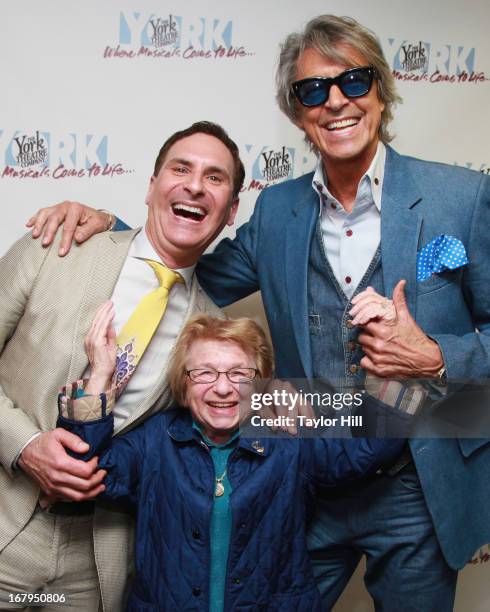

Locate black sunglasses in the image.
[292,66,376,107]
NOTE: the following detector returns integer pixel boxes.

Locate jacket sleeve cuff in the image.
[0,389,43,477]
[112,216,131,231]
[56,380,115,461]
[12,432,42,473]
[58,379,116,421]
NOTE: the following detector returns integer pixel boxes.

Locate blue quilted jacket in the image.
[59,405,405,611]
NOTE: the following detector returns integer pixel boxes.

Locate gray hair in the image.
[276,15,402,144]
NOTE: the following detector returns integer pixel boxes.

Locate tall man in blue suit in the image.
[27,14,490,612]
[196,18,490,609]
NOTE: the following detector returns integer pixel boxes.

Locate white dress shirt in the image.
[84,228,194,430]
[312,142,386,299]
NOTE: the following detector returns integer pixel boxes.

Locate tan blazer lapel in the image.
[67,229,140,382]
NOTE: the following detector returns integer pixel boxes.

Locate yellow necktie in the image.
[114,259,183,396]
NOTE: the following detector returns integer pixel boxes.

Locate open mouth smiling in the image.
[207,402,238,410]
[172,203,207,222]
[326,118,360,131]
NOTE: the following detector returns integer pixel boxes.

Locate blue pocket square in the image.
[417,234,468,281]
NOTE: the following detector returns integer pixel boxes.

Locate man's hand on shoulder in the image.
[18,429,106,501]
[26,201,111,257]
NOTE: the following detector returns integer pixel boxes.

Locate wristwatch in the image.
[435,365,447,386]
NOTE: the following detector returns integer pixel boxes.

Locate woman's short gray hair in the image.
[276,15,402,144]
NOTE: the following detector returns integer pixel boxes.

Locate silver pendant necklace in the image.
[214,469,227,497]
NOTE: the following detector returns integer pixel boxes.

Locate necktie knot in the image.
[113,259,183,398]
[145,259,183,291]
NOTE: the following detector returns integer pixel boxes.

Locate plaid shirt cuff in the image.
[58,379,116,421]
[365,374,428,416]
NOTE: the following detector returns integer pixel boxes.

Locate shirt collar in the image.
[192,421,240,449]
[167,410,269,456]
[129,228,195,291]
[312,141,385,214]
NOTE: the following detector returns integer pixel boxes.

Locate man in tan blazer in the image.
[0,121,244,611]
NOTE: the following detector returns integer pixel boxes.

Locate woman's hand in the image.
[84,301,117,394]
[349,287,396,326]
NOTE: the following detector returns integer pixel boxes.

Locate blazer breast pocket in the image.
[417,268,462,296]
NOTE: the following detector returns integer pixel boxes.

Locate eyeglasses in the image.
[292,66,376,107]
[186,368,259,383]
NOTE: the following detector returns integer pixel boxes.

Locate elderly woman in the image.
[57,303,406,611]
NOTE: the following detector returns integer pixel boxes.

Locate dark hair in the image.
[153,121,245,198]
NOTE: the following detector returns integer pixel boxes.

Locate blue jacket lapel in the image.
[284,148,423,377]
[381,147,423,318]
[285,186,318,378]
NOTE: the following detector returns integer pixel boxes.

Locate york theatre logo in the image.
[118,11,231,49]
[103,11,252,60]
[399,41,428,72]
[257,147,293,182]
[149,14,179,48]
[0,130,133,180]
[14,131,48,168]
[240,144,316,191]
[384,36,488,84]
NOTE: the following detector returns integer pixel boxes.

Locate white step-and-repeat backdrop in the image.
[1,1,489,609]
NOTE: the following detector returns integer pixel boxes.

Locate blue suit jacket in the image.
[196,146,490,569]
